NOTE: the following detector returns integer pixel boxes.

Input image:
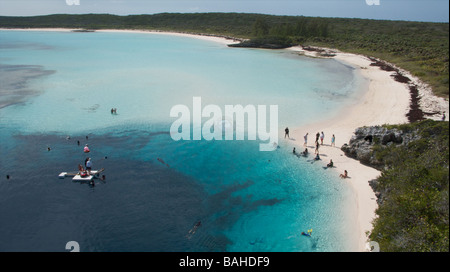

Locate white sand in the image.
[287,45,449,251]
[2,28,448,251]
[0,28,243,46]
[98,29,243,45]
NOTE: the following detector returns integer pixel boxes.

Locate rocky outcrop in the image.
[341,125,420,205]
[341,126,420,170]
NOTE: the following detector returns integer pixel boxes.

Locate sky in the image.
[0,0,448,22]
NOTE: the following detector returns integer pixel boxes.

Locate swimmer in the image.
[157,158,170,167]
[187,221,202,239]
[301,229,313,237]
[84,144,90,153]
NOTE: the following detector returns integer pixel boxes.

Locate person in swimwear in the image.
[85,158,92,175]
[340,170,348,179]
[327,159,334,168]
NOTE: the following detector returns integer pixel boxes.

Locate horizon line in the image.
[0,12,448,24]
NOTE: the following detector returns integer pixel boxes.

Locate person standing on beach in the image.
[315,132,320,144]
[320,132,324,145]
[315,141,320,154]
[331,134,335,147]
[304,133,308,147]
[285,127,290,139]
[442,112,446,121]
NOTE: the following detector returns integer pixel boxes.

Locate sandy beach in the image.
[0,27,243,45]
[2,28,448,251]
[287,45,449,251]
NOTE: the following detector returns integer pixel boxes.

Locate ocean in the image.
[0,30,362,252]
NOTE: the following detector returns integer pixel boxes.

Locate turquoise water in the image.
[0,30,360,252]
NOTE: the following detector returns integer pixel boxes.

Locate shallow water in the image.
[0,30,361,252]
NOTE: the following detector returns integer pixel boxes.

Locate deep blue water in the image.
[0,30,360,252]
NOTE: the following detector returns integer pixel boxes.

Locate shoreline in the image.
[287,45,448,251]
[2,28,448,251]
[0,27,244,46]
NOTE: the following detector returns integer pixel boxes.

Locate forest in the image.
[1,13,448,97]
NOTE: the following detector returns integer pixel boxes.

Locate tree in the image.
[253,18,269,37]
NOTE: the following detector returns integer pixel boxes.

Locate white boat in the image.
[59,169,104,181]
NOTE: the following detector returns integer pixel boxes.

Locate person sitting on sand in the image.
[327,159,334,168]
[301,148,308,156]
[340,170,348,179]
[314,153,320,160]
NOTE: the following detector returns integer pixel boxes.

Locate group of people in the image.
[293,147,309,157]
[294,130,347,179]
[78,157,92,176]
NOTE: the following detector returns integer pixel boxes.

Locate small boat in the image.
[59,168,105,181]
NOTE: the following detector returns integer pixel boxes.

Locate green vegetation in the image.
[0,12,448,252]
[0,13,448,97]
[369,120,449,252]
